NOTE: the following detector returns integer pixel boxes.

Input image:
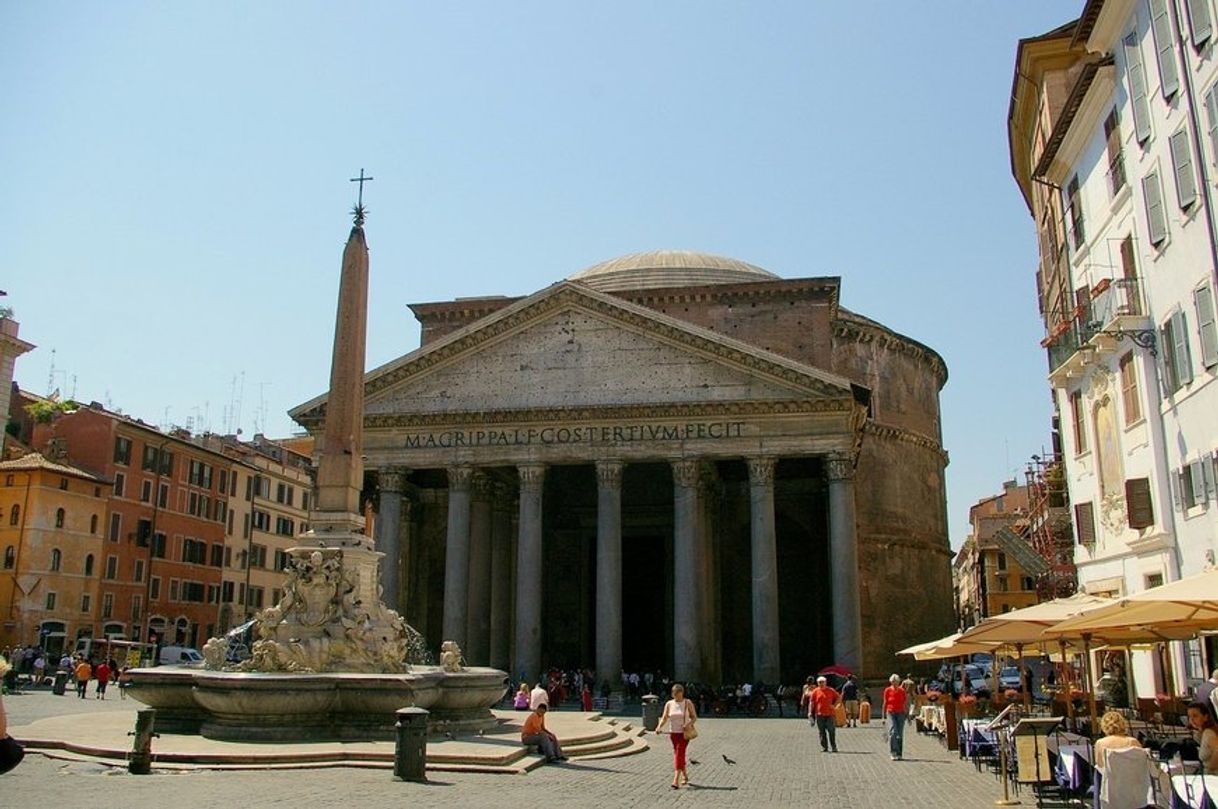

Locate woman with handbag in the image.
[654,682,697,789]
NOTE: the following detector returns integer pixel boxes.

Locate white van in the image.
[158,646,205,668]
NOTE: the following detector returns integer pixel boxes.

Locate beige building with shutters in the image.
[198,434,313,635]
[1009,1,1218,696]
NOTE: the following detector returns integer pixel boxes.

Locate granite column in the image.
[489,484,513,672]
[375,468,406,612]
[748,457,780,684]
[442,466,473,648]
[671,459,701,681]
[594,460,623,692]
[466,472,493,665]
[826,452,862,672]
[514,464,546,682]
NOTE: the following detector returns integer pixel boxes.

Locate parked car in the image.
[158,645,205,668]
[932,664,991,697]
[999,666,1023,692]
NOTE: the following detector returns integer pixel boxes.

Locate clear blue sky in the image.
[2,1,1072,547]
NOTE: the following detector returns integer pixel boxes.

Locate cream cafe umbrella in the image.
[1044,567,1218,641]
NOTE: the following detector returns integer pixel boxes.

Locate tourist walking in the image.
[520,703,567,763]
[654,683,697,789]
[842,674,859,727]
[73,658,92,699]
[94,660,111,699]
[884,673,909,760]
[805,675,840,752]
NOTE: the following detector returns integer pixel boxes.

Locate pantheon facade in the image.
[291,251,953,685]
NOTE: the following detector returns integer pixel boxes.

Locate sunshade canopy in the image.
[1045,568,1218,642]
[955,593,1115,646]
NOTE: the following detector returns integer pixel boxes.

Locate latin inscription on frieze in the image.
[403,421,746,449]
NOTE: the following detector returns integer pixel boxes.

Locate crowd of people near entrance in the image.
[0,645,130,699]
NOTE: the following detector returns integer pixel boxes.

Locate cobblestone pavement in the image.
[3,692,1009,808]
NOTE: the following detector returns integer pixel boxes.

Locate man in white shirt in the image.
[529,682,549,711]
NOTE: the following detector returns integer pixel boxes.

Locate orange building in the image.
[954,480,1041,628]
[0,453,108,655]
[30,402,232,649]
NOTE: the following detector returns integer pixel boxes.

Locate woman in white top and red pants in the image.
[655,682,697,789]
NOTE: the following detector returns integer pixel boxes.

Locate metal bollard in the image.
[128,708,159,774]
[394,707,429,782]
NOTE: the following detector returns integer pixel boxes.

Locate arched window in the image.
[8,505,18,526]
[90,514,98,534]
[84,554,94,576]
[50,548,62,572]
[55,508,65,528]
[3,546,14,569]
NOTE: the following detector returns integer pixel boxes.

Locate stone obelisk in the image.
[209,199,419,673]
[312,208,370,541]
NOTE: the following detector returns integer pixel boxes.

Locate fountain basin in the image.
[125,665,507,742]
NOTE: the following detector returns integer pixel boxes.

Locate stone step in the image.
[571,734,650,761]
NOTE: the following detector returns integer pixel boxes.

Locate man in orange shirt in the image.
[73,658,92,699]
[520,703,567,763]
[807,675,841,753]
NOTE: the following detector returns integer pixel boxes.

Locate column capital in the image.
[517,464,546,491]
[671,459,700,488]
[746,457,777,486]
[491,481,514,513]
[471,471,494,500]
[379,467,409,493]
[595,460,623,489]
[825,452,856,481]
[447,465,474,491]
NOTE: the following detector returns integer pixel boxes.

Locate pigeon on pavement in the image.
[722,754,736,765]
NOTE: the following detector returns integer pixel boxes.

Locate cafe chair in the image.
[1098,747,1156,809]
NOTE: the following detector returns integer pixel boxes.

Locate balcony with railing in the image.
[1042,276,1154,379]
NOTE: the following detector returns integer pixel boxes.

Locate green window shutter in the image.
[1151,0,1181,98]
[1195,283,1218,367]
[1170,128,1198,208]
[1171,470,1182,510]
[1201,456,1216,499]
[1173,310,1194,385]
[1125,33,1154,143]
[1144,169,1168,245]
[1161,321,1177,390]
[1206,85,1218,165]
[1124,477,1155,529]
[1189,0,1214,46]
[1190,461,1206,505]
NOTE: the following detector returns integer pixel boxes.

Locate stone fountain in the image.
[124,200,507,742]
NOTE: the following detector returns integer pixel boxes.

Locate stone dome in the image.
[568,250,779,292]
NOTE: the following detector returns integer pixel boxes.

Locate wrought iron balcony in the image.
[1042,276,1154,379]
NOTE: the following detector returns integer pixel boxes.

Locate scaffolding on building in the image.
[1024,451,1078,600]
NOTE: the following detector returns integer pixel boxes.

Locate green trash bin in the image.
[641,694,660,732]
[52,671,69,696]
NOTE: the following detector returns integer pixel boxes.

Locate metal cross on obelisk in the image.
[349,168,374,225]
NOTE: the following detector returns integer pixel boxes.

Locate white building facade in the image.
[1016,0,1218,697]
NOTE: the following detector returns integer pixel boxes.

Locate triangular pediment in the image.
[291,282,856,427]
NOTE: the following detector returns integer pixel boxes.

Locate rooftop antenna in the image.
[254,381,269,436]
